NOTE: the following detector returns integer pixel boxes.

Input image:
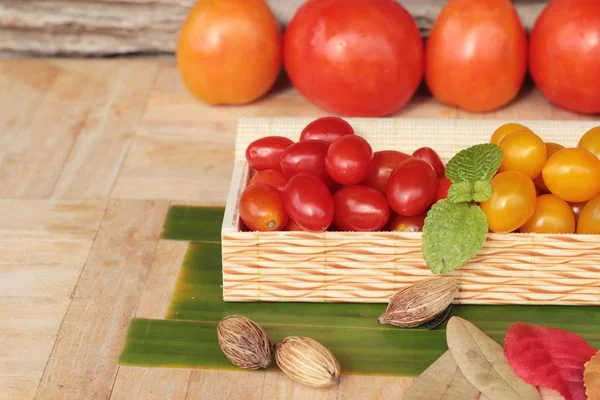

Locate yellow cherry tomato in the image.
[490,123,533,145]
[498,131,547,179]
[577,194,600,234]
[542,148,600,203]
[578,126,600,159]
[481,171,537,233]
[519,194,575,234]
[533,142,565,193]
[570,201,587,222]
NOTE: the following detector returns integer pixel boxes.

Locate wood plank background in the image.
[0,57,593,399]
[0,0,547,55]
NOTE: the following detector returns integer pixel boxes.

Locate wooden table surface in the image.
[1,58,596,400]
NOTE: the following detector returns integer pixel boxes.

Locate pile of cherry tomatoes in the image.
[240,118,600,236]
[482,124,600,234]
[240,117,449,233]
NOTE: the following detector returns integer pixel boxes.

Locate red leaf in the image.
[504,322,597,400]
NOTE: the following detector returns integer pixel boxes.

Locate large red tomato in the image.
[283,0,424,117]
[529,0,600,114]
[425,0,527,112]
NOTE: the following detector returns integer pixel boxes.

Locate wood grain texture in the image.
[110,367,191,400]
[0,199,105,231]
[35,200,169,400]
[109,241,191,400]
[0,296,70,336]
[186,371,268,400]
[134,240,189,319]
[111,124,235,203]
[0,376,39,400]
[0,0,547,55]
[0,199,107,400]
[337,375,414,400]
[0,61,112,198]
[50,60,161,200]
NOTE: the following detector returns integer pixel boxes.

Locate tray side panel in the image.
[222,232,600,305]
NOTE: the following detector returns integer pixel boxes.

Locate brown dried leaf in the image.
[404,351,479,400]
[585,351,600,400]
[447,317,540,400]
[378,277,459,328]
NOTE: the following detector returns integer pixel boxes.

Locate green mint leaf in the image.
[445,144,503,184]
[473,181,493,202]
[422,200,488,274]
[447,182,475,203]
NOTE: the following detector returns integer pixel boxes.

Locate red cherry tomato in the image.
[239,183,288,231]
[412,147,445,178]
[529,0,600,114]
[362,150,412,193]
[249,169,288,192]
[434,177,452,203]
[388,213,426,232]
[387,159,438,216]
[280,140,330,183]
[326,135,373,185]
[246,136,293,171]
[283,173,334,232]
[284,0,424,116]
[300,117,355,143]
[284,219,304,231]
[332,185,390,231]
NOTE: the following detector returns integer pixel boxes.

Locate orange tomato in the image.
[239,183,287,231]
[425,0,527,112]
[533,142,565,192]
[176,0,282,105]
[490,123,533,145]
[498,131,547,179]
[519,194,575,234]
[578,126,600,159]
[542,148,600,202]
[577,194,600,234]
[480,171,536,233]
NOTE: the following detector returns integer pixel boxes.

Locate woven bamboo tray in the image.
[221,118,600,305]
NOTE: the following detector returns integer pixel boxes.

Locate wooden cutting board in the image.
[0,57,592,400]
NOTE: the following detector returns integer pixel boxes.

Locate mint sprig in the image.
[423,200,488,274]
[422,143,502,274]
[446,144,502,194]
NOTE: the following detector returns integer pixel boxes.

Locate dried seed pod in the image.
[378,277,460,328]
[217,315,273,369]
[275,336,341,388]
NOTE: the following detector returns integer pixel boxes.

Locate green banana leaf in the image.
[162,205,224,242]
[118,206,600,376]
